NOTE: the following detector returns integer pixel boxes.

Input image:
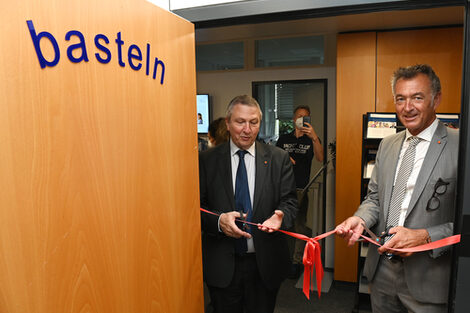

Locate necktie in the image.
[386,136,422,231]
[234,150,252,254]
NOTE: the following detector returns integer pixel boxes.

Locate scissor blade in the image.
[361,222,379,242]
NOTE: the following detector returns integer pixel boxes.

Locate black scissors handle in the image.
[379,226,395,242]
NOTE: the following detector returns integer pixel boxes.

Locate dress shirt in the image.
[394,118,439,226]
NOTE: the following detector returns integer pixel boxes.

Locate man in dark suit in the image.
[337,64,458,312]
[199,95,298,313]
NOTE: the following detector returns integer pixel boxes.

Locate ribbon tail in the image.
[314,242,324,298]
[302,240,314,299]
[302,264,312,300]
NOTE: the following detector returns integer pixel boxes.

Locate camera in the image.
[303,116,311,127]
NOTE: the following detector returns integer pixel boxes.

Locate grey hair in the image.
[226,95,263,120]
[391,64,441,97]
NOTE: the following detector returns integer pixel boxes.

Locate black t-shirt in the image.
[276,132,314,188]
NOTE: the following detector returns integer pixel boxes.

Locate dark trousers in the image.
[207,253,279,313]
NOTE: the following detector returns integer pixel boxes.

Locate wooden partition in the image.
[377,27,463,112]
[0,1,202,312]
[335,32,376,282]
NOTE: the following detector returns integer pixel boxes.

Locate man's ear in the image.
[433,92,442,110]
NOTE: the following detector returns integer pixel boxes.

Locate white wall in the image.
[197,65,336,268]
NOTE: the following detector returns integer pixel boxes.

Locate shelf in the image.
[356,114,380,304]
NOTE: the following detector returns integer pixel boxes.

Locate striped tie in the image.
[385,136,422,231]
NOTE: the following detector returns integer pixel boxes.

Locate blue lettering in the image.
[128,44,142,70]
[65,30,89,63]
[27,21,165,85]
[153,58,165,85]
[94,34,111,64]
[26,20,60,68]
[115,32,125,67]
[146,43,150,76]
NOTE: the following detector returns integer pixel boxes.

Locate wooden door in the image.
[0,1,202,312]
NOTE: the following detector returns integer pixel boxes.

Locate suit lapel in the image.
[383,132,406,219]
[406,122,447,219]
[254,141,269,214]
[218,143,235,210]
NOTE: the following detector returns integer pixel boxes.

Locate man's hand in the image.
[378,226,430,257]
[335,216,365,247]
[219,212,252,239]
[300,122,324,162]
[258,210,284,233]
[300,122,319,142]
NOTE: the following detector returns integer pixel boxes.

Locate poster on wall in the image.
[366,113,397,138]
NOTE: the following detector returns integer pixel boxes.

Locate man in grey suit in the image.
[336,64,459,312]
[199,95,298,313]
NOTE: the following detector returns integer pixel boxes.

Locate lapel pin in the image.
[437,140,441,144]
[264,160,268,165]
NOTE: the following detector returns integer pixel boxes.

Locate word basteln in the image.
[26,20,165,84]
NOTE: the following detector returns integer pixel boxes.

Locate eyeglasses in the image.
[426,178,449,211]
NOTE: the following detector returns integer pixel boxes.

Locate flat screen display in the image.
[197,94,210,133]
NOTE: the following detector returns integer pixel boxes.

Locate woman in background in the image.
[208,117,229,147]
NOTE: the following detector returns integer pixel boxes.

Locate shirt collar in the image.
[405,118,439,142]
[230,139,256,157]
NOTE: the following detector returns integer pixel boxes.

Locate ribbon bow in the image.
[279,229,335,299]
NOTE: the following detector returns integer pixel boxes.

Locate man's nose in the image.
[404,98,414,111]
[242,122,252,133]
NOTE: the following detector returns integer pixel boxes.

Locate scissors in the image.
[360,222,390,245]
[361,222,397,259]
[236,210,250,232]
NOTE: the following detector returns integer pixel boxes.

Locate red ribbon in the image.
[199,208,461,300]
[359,232,461,253]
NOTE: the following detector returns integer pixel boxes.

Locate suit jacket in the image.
[355,121,459,303]
[199,141,298,290]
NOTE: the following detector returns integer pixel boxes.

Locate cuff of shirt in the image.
[218,215,222,233]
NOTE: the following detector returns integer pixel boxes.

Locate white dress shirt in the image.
[394,118,439,226]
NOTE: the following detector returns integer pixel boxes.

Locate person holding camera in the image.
[276,105,324,278]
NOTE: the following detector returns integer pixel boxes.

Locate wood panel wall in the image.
[0,1,202,312]
[377,27,463,112]
[335,27,463,282]
[335,32,377,282]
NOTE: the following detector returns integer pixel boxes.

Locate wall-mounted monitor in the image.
[197,94,210,133]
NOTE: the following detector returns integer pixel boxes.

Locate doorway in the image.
[253,78,329,247]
